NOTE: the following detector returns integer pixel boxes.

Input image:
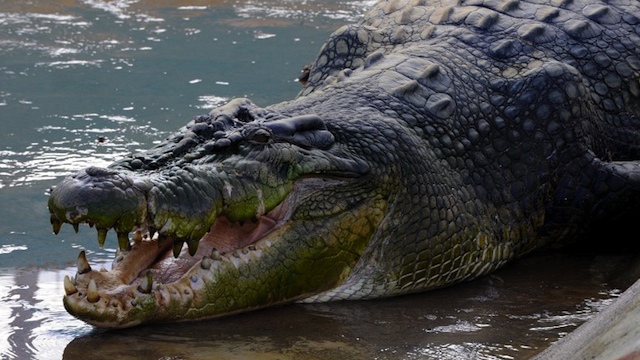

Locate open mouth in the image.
[60,192,294,322]
[151,198,289,282]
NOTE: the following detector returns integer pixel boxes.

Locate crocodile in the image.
[48,0,640,328]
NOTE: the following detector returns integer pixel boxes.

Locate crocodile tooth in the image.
[201,256,212,270]
[137,271,153,294]
[117,232,131,251]
[86,279,100,303]
[173,240,184,258]
[50,216,62,235]
[77,250,91,274]
[211,248,221,260]
[97,228,108,247]
[112,253,124,268]
[149,226,157,239]
[64,275,78,295]
[186,239,199,256]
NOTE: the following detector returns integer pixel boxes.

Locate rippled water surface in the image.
[0,1,635,359]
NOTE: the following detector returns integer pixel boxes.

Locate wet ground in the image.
[0,0,637,359]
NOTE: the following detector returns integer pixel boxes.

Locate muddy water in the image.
[0,0,636,359]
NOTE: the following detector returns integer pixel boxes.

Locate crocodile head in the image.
[48,98,381,328]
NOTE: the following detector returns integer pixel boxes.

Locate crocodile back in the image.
[301,0,640,155]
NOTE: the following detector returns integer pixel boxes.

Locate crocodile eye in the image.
[250,128,271,144]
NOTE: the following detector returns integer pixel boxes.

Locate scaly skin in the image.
[48,0,640,328]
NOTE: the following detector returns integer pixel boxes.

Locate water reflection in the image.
[0,268,88,360]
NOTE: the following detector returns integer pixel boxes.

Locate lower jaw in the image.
[62,206,289,327]
[63,234,273,328]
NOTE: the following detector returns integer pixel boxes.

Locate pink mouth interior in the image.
[140,201,289,284]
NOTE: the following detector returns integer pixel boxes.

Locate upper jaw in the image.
[48,163,226,252]
[48,166,150,245]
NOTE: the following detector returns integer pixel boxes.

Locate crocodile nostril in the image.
[85,166,118,177]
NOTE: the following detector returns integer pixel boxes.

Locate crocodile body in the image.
[48,0,640,328]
